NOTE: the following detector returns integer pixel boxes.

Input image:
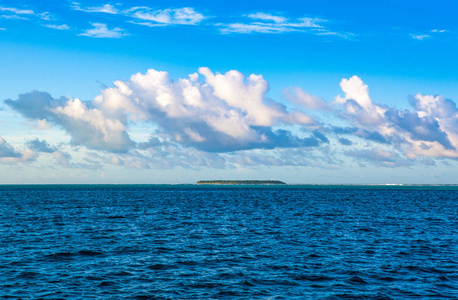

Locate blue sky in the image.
[1,0,458,184]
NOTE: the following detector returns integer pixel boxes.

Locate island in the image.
[196,180,286,185]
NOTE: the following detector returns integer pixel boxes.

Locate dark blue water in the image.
[1,185,457,299]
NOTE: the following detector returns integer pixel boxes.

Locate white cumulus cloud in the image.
[92,67,316,152]
[335,76,385,126]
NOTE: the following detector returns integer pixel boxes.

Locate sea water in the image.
[1,185,457,299]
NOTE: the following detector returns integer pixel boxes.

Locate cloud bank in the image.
[4,68,458,169]
[6,68,316,154]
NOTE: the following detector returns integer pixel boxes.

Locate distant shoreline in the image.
[196,180,286,185]
[1,183,458,187]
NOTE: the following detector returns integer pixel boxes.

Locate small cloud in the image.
[43,24,70,30]
[0,28,6,31]
[127,21,166,28]
[219,23,296,34]
[0,7,34,15]
[313,29,354,39]
[410,34,430,40]
[220,14,324,34]
[431,29,446,33]
[26,139,57,153]
[127,7,205,25]
[0,14,28,20]
[72,3,119,14]
[0,6,35,20]
[247,12,287,24]
[79,23,128,38]
[39,12,51,20]
[0,6,52,22]
[218,12,351,38]
[335,75,385,126]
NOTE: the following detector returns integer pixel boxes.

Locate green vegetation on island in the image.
[196,180,286,185]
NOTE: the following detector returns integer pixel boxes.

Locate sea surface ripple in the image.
[0,185,457,299]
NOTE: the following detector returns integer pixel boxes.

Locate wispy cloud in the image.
[0,6,51,21]
[127,21,166,28]
[69,4,351,38]
[410,34,430,40]
[0,6,33,20]
[0,14,27,20]
[219,23,294,34]
[39,12,51,21]
[72,2,119,14]
[0,7,34,15]
[220,13,323,34]
[219,12,351,38]
[127,7,205,25]
[79,23,128,38]
[410,29,447,40]
[43,24,70,30]
[246,13,287,24]
[72,3,205,26]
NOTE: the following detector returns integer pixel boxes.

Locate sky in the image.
[1,0,458,184]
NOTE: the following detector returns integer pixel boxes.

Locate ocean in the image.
[1,185,457,299]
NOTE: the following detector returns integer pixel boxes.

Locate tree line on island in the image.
[196,180,286,185]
